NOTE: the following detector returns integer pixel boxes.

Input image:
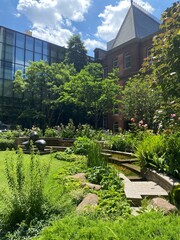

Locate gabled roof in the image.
[108,2,160,50]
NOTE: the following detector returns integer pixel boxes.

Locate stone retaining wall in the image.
[142,168,180,192]
[16,137,74,147]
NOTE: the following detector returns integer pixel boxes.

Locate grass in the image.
[0,150,179,240]
[34,212,180,240]
[0,150,85,239]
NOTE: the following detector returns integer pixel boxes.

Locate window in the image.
[15,64,25,75]
[0,27,5,43]
[34,52,42,62]
[113,122,119,133]
[113,57,118,68]
[4,62,14,80]
[124,54,131,69]
[0,79,3,96]
[50,57,57,64]
[43,54,49,63]
[15,47,24,65]
[51,45,57,58]
[43,42,49,55]
[25,50,33,65]
[35,39,42,53]
[57,49,65,61]
[0,61,4,78]
[103,115,108,129]
[26,36,34,51]
[5,44,14,62]
[16,33,25,48]
[3,80,13,97]
[5,29,15,46]
[0,43,4,60]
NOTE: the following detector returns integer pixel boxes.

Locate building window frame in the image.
[113,57,118,69]
[124,53,131,69]
[113,121,119,133]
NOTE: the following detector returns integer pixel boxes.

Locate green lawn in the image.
[0,150,179,240]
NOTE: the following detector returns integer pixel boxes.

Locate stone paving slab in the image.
[125,181,168,198]
[119,173,168,206]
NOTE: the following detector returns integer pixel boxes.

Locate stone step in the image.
[121,163,141,175]
[128,175,145,181]
[46,146,67,151]
[102,149,134,157]
[109,157,138,164]
[119,173,168,206]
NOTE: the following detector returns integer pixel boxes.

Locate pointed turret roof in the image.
[108,2,160,50]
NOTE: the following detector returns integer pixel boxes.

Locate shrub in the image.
[169,184,180,208]
[110,134,132,152]
[165,132,180,179]
[44,127,58,137]
[97,189,131,219]
[73,136,93,155]
[0,139,16,150]
[61,119,76,139]
[135,134,166,172]
[76,124,96,139]
[54,152,76,162]
[0,149,51,230]
[86,166,111,185]
[86,166,123,190]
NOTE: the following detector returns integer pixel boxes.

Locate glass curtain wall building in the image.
[0,26,66,124]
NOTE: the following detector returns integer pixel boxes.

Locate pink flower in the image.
[170,113,176,118]
[139,120,144,125]
[131,118,135,122]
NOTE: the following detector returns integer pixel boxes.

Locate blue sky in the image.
[0,0,176,56]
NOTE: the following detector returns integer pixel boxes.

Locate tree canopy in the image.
[64,34,88,72]
[150,1,180,101]
[61,63,122,128]
[14,61,76,128]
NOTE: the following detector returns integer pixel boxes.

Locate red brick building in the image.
[94,1,161,131]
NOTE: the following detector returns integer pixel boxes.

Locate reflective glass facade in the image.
[0,26,66,98]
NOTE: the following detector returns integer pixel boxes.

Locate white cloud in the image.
[32,26,73,47]
[16,0,92,47]
[17,0,92,25]
[96,0,154,41]
[15,0,155,55]
[14,13,21,18]
[84,38,106,51]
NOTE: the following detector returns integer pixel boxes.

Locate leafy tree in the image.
[142,2,180,131]
[61,63,121,129]
[150,1,180,101]
[121,74,163,128]
[64,34,87,72]
[122,2,180,131]
[14,61,76,128]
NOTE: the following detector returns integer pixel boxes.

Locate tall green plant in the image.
[2,148,51,228]
[165,133,180,179]
[135,134,166,172]
[87,142,107,168]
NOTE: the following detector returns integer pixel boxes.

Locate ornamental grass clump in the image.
[0,148,51,230]
[87,141,107,168]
